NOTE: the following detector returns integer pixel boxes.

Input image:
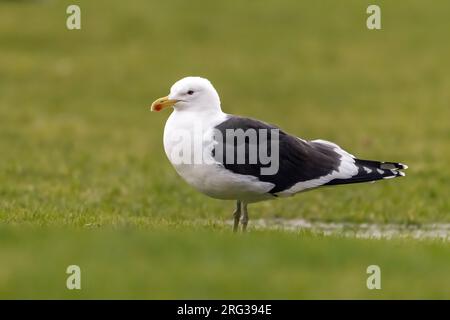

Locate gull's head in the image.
[150,77,221,113]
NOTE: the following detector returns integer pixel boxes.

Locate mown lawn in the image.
[0,0,449,298]
[1,228,449,299]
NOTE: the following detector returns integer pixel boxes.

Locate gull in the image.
[150,77,407,232]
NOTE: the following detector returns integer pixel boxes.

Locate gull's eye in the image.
[187,90,194,95]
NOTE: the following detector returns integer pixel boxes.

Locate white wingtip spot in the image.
[400,163,409,170]
[363,166,372,174]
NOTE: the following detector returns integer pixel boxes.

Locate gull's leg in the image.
[241,202,249,232]
[233,200,242,233]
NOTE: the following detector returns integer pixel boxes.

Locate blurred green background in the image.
[0,0,449,298]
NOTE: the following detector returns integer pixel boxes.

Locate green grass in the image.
[1,228,449,299]
[0,0,449,298]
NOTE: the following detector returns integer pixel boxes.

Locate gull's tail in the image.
[325,159,408,186]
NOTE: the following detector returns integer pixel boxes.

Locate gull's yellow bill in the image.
[150,96,178,112]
